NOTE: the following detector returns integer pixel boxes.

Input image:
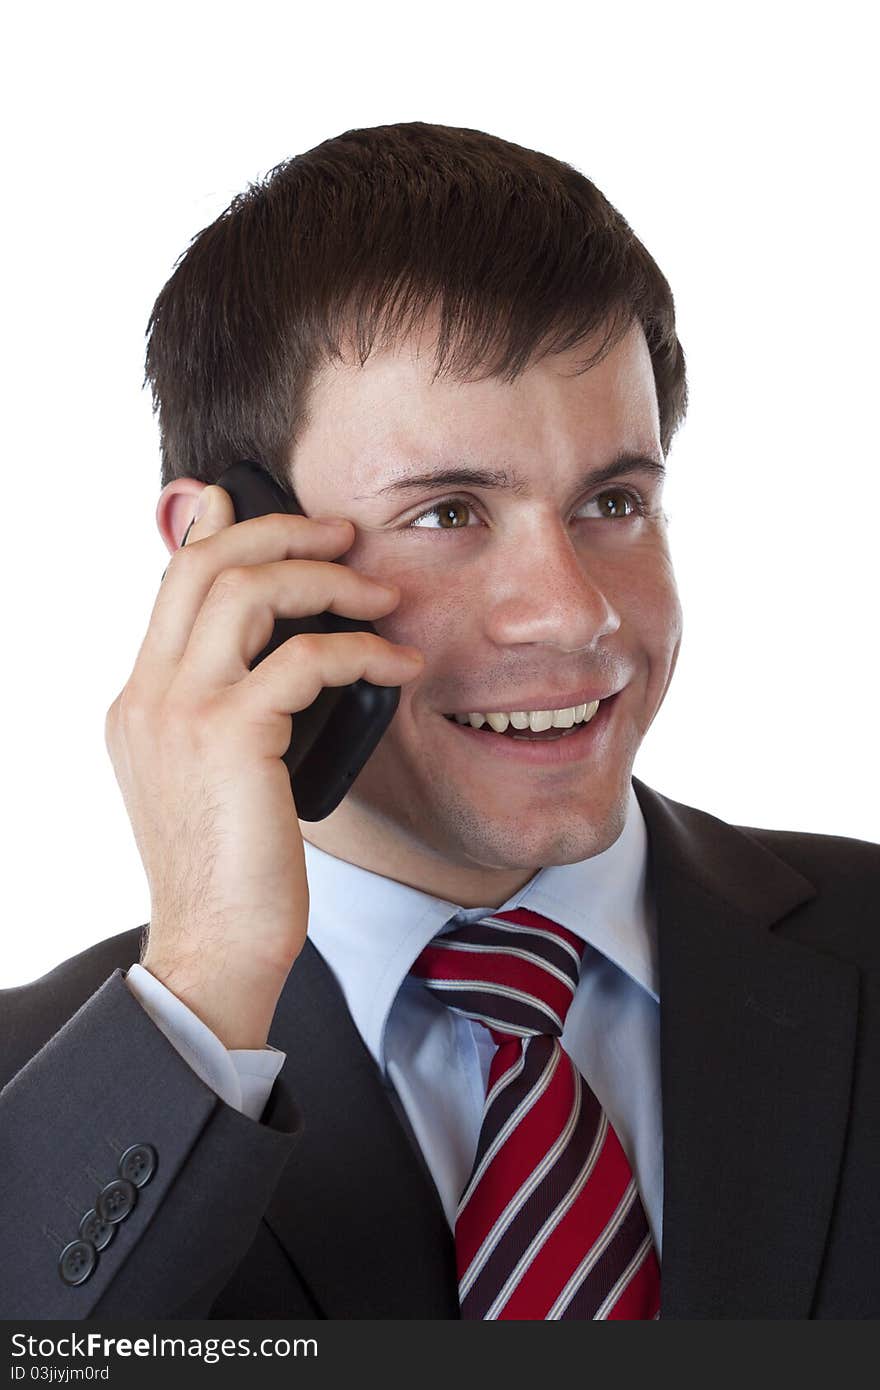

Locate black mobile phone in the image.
[177,459,400,821]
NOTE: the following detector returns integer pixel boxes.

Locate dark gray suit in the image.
[2,778,878,1319]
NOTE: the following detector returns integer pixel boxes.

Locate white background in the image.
[2,1,876,987]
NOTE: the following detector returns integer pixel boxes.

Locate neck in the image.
[300,803,537,908]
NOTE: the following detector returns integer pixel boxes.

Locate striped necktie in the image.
[410,906,661,1319]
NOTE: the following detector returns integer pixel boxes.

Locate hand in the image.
[104,484,424,1048]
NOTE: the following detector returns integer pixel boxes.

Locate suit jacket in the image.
[1,777,878,1319]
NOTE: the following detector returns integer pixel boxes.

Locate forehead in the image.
[294,316,661,493]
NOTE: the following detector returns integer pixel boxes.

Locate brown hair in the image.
[145,121,688,495]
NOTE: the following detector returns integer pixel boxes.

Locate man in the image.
[1,122,877,1320]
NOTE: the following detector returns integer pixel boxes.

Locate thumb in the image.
[160,484,235,583]
[186,484,236,544]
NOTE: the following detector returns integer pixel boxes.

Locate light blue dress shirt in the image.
[128,781,662,1253]
[301,781,663,1252]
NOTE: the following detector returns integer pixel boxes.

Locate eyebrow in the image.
[358,450,666,499]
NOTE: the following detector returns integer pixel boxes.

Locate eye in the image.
[578,488,646,520]
[408,498,479,529]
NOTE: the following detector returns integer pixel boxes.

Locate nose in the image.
[482,521,621,653]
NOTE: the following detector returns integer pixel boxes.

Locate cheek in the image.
[347,543,472,652]
[631,568,683,692]
[373,576,464,653]
[348,534,683,672]
[609,543,682,648]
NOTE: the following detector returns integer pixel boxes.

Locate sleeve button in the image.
[118,1142,157,1188]
[96,1178,137,1224]
[79,1207,115,1251]
[58,1239,97,1286]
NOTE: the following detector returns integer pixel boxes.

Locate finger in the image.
[187,483,237,537]
[229,628,424,728]
[158,484,236,582]
[173,559,402,693]
[142,510,357,674]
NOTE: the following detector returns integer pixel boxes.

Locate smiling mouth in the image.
[442,698,607,740]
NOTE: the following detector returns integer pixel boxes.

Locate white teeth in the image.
[486,713,510,733]
[452,698,604,729]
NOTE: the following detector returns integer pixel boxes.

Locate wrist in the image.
[140,948,287,1050]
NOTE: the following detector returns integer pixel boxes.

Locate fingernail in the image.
[195,487,213,520]
[313,515,352,527]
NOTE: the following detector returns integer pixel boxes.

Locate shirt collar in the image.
[303,781,657,1075]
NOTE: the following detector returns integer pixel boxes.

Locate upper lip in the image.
[443,689,620,716]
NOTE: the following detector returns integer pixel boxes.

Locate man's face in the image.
[290,315,682,897]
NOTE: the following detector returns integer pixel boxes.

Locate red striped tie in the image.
[410,907,661,1319]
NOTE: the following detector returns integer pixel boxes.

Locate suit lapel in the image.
[633,778,859,1318]
[244,778,858,1319]
[263,940,459,1317]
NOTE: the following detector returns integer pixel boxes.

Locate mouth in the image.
[443,693,611,739]
[440,692,621,764]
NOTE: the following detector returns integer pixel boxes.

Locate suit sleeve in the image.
[0,969,302,1319]
[124,963,285,1120]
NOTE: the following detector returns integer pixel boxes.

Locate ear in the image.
[155,479,207,555]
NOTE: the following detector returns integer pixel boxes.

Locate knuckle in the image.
[288,630,322,661]
[115,684,151,726]
[252,511,299,542]
[342,630,385,664]
[103,696,120,747]
[209,565,253,602]
[106,684,154,750]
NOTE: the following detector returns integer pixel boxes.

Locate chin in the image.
[506,814,625,869]
[436,781,631,872]
[351,730,635,870]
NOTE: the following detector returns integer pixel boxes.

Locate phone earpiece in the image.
[160,516,197,582]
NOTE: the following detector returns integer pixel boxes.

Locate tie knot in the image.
[410,908,585,1040]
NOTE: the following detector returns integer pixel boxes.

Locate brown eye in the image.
[437,500,470,528]
[410,498,474,529]
[595,489,635,519]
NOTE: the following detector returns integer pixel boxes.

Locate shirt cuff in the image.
[125,962,286,1121]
